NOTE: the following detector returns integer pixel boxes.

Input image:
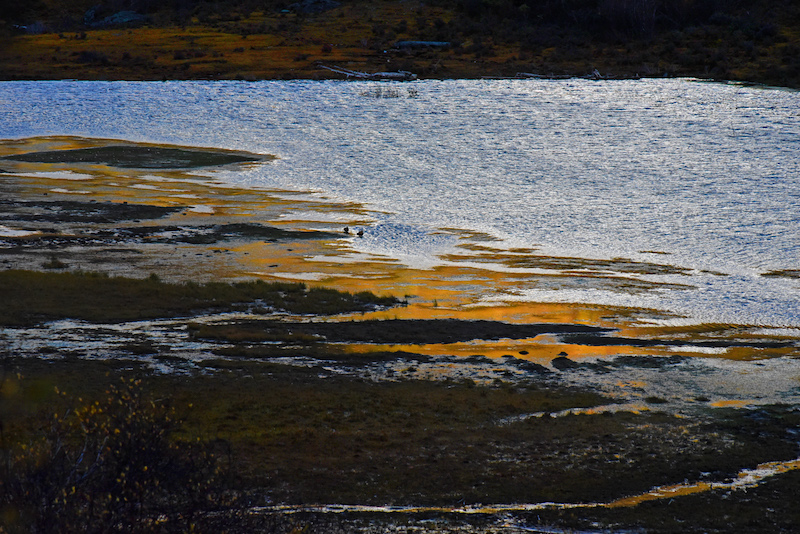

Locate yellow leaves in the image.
[4,372,225,532]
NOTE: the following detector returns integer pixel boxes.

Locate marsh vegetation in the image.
[2,145,268,169]
[1,0,799,86]
[0,269,400,326]
[4,355,800,533]
[2,118,800,532]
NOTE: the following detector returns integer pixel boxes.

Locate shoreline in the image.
[5,74,797,95]
[2,135,798,375]
[3,135,800,532]
[2,67,797,92]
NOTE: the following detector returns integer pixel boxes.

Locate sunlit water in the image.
[2,79,799,327]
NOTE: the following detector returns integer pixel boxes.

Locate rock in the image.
[287,0,341,14]
[83,5,100,26]
[89,10,149,28]
[15,22,48,34]
[394,41,451,50]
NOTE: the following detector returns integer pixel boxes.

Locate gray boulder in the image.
[287,0,341,14]
[87,10,149,28]
[394,41,451,50]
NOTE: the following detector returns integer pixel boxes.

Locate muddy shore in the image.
[2,136,800,533]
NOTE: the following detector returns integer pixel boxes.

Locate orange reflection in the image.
[339,336,671,362]
[4,135,798,365]
[609,458,800,508]
[709,399,755,409]
[609,482,713,508]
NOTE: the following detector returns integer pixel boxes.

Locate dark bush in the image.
[0,377,230,533]
[599,0,657,38]
[77,50,109,65]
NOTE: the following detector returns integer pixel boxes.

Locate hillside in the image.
[1,0,799,86]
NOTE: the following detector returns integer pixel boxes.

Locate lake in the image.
[3,78,799,327]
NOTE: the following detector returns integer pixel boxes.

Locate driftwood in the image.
[516,70,609,80]
[319,65,417,81]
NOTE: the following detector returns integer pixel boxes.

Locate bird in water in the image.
[357,229,364,237]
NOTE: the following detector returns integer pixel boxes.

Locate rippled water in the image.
[2,79,799,326]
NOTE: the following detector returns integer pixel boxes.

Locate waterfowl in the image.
[357,229,364,237]
[343,226,350,234]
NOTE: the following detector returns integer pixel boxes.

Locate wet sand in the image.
[2,136,800,532]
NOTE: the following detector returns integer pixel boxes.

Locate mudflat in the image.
[2,136,800,533]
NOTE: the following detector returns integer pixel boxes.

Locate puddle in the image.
[0,225,40,237]
[608,457,800,507]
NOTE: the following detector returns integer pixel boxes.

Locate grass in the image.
[3,145,266,168]
[0,269,400,325]
[5,356,800,517]
[195,372,799,510]
[2,257,800,530]
[41,256,67,269]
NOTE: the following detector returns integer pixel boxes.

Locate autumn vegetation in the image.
[0,377,228,533]
[4,352,800,533]
[0,0,798,87]
[0,270,400,326]
[2,2,800,532]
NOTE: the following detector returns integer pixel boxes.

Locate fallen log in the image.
[319,65,417,81]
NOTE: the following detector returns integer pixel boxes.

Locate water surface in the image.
[2,78,798,326]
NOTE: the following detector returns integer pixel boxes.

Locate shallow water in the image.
[2,78,799,326]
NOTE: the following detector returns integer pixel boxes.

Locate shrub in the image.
[599,0,657,38]
[0,377,229,533]
[41,256,68,270]
[77,50,109,65]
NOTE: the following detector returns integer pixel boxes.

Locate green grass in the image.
[0,269,400,325]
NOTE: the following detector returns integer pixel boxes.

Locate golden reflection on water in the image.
[340,337,666,362]
[608,458,800,508]
[6,137,800,509]
[3,136,798,364]
[608,481,714,507]
[257,456,800,514]
[708,399,756,409]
